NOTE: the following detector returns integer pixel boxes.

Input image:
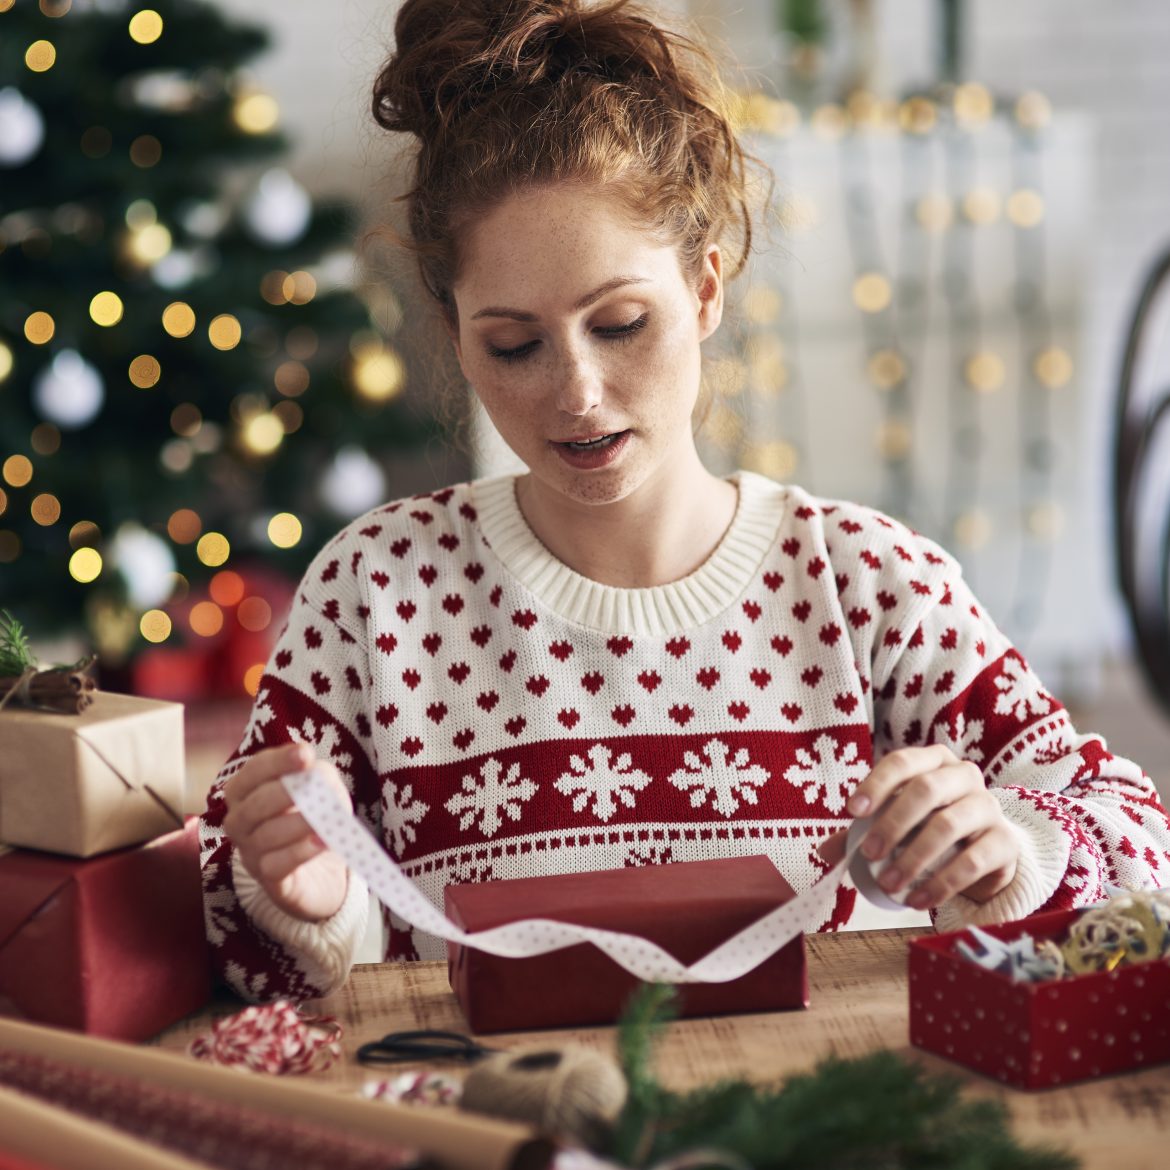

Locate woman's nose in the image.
[554,346,604,417]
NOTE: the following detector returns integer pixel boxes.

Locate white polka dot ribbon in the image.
[284,767,877,984]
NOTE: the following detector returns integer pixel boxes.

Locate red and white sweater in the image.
[200,471,1170,1002]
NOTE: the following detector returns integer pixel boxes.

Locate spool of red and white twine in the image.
[188,1000,343,1075]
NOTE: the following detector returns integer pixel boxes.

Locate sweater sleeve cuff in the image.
[932,791,1072,934]
[232,851,370,996]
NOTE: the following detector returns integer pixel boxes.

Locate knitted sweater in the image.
[200,471,1170,1001]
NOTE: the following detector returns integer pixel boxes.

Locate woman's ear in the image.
[696,244,724,341]
[442,310,465,372]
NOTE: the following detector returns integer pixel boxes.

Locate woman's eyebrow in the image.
[470,276,650,321]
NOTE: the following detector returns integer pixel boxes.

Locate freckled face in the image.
[449,184,721,507]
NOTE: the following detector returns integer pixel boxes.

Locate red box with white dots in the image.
[909,909,1170,1089]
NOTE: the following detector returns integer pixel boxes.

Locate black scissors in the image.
[356,1028,501,1066]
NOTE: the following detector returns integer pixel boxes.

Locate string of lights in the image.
[703,82,1074,654]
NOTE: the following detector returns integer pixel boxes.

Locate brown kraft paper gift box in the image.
[0,819,211,1040]
[445,854,808,1033]
[0,691,184,857]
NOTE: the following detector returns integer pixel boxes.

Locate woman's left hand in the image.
[821,744,1020,910]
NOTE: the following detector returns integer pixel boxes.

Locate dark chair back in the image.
[1115,247,1170,717]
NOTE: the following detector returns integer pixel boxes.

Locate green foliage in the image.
[608,986,1078,1170]
[779,0,828,45]
[0,610,37,676]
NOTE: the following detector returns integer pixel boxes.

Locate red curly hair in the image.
[371,0,758,321]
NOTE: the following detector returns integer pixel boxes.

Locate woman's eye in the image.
[595,313,649,341]
[486,339,540,362]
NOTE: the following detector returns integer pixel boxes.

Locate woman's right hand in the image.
[222,742,352,923]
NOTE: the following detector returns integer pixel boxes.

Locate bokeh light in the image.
[208,314,242,351]
[69,547,102,583]
[128,355,161,388]
[196,531,230,566]
[128,9,164,44]
[234,92,279,134]
[25,40,57,72]
[166,508,201,544]
[30,492,61,526]
[130,135,162,167]
[3,455,33,487]
[853,273,892,314]
[351,343,405,402]
[89,291,124,327]
[237,596,272,632]
[189,600,224,637]
[140,609,172,643]
[209,569,245,607]
[267,512,302,549]
[242,412,283,455]
[162,302,196,338]
[24,311,55,344]
[30,423,60,455]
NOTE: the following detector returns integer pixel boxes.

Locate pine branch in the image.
[0,610,36,677]
[606,988,1078,1170]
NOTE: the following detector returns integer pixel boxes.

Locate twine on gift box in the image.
[188,999,343,1075]
[459,1045,628,1150]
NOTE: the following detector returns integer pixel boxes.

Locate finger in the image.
[225,743,315,806]
[904,825,1019,909]
[863,759,981,863]
[878,789,999,895]
[817,828,848,866]
[249,836,331,887]
[226,777,298,841]
[247,809,323,858]
[847,745,960,818]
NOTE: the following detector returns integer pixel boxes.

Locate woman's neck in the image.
[512,447,738,589]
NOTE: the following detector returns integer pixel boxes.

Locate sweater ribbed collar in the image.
[471,470,786,636]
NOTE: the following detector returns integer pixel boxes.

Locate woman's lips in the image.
[551,429,631,470]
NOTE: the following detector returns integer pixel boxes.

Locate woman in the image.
[201,0,1170,1002]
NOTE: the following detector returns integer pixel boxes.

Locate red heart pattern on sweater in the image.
[668,704,694,725]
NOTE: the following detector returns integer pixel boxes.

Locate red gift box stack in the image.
[909,908,1170,1089]
[0,820,211,1041]
[445,854,808,1033]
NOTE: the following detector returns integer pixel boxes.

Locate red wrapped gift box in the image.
[909,909,1170,1089]
[445,855,808,1033]
[0,820,211,1041]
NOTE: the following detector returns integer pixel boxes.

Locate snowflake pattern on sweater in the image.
[199,472,1170,1001]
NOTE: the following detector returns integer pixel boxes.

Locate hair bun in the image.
[373,0,659,140]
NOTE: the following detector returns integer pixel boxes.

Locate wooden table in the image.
[156,929,1170,1169]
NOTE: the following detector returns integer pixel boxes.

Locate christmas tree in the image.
[0,0,428,691]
